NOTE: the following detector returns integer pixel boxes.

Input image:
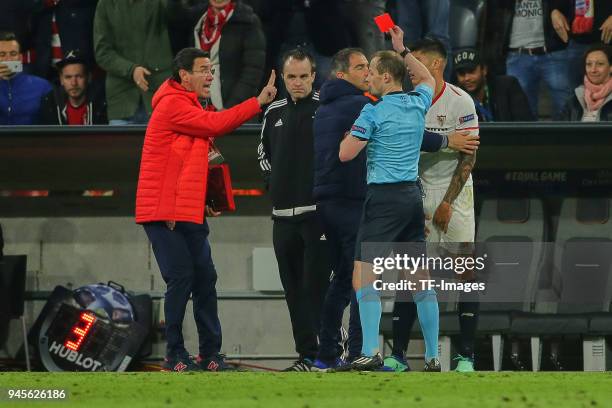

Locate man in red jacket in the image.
[136,47,276,372]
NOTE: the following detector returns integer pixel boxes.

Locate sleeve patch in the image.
[351,125,367,135]
[459,113,475,124]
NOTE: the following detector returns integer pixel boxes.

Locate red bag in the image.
[206,163,236,212]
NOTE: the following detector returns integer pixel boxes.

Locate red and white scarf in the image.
[584,74,612,112]
[572,0,595,35]
[199,2,235,52]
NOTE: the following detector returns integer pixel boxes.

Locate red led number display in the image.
[64,312,96,351]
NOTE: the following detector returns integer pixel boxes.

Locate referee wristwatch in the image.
[399,47,411,58]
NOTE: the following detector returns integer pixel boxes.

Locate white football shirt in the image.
[419,82,479,189]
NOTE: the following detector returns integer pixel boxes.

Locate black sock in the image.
[457,290,480,359]
[391,300,417,358]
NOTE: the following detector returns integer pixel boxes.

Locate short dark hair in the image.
[371,50,406,84]
[330,48,365,77]
[172,48,210,82]
[410,37,447,61]
[281,48,316,73]
[0,31,21,52]
[584,44,612,67]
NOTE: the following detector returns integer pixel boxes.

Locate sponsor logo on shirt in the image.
[437,115,446,126]
[351,125,366,135]
[459,113,475,124]
[275,119,283,127]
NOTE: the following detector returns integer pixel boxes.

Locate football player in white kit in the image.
[385,37,480,373]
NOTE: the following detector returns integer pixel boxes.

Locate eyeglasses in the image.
[192,67,215,76]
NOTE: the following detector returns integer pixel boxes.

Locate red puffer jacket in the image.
[135,79,261,224]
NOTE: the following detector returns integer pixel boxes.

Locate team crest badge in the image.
[437,115,446,126]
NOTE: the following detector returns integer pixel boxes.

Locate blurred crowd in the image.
[0,0,610,126]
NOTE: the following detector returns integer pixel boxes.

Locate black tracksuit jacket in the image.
[257,91,319,221]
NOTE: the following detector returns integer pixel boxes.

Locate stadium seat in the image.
[464,198,546,371]
[449,0,485,50]
[510,198,612,371]
[252,247,283,292]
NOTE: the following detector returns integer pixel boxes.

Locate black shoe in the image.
[423,358,441,372]
[197,353,236,371]
[162,353,200,372]
[510,353,526,371]
[336,353,383,372]
[549,353,564,371]
[282,358,314,372]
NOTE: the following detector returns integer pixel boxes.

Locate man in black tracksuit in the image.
[258,49,330,371]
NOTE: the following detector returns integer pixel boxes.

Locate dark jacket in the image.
[31,0,98,78]
[93,0,173,120]
[550,0,612,45]
[168,0,265,108]
[559,85,612,121]
[473,75,535,121]
[0,73,53,125]
[313,80,449,201]
[258,92,319,220]
[39,86,108,125]
[484,0,569,75]
[313,79,369,202]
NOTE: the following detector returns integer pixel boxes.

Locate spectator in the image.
[550,0,612,87]
[93,0,173,125]
[268,1,352,91]
[395,0,452,80]
[337,0,385,58]
[485,0,571,119]
[0,31,52,125]
[453,48,535,122]
[31,0,98,79]
[559,44,612,121]
[39,50,107,125]
[168,0,265,110]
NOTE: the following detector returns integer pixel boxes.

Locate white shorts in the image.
[423,184,475,254]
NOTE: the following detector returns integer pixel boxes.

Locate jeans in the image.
[143,221,221,358]
[317,199,363,361]
[397,0,452,80]
[506,50,572,119]
[109,101,149,125]
[566,40,590,89]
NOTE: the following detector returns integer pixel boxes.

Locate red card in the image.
[374,13,395,33]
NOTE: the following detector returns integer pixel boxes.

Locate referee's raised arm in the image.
[389,26,435,90]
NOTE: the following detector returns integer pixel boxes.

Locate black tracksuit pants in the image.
[273,215,330,360]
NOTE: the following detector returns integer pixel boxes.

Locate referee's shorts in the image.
[354,181,426,264]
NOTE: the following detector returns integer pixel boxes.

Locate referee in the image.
[338,26,440,371]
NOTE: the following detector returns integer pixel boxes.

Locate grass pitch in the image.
[2,372,611,408]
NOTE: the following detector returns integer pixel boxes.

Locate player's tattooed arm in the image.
[443,151,476,204]
[432,151,476,233]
